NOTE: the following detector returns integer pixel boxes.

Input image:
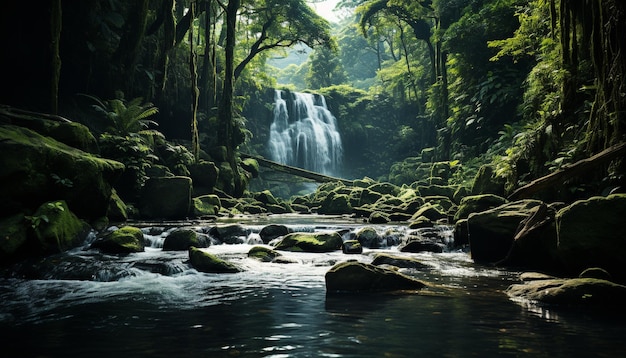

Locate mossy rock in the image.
[0,124,124,220]
[259,224,291,244]
[254,189,279,205]
[367,182,400,196]
[274,232,342,252]
[325,261,426,293]
[0,214,28,260]
[248,246,283,262]
[467,199,544,264]
[189,246,241,273]
[358,188,384,206]
[108,189,128,222]
[408,216,434,229]
[193,194,221,217]
[209,224,250,244]
[163,228,208,251]
[342,240,363,254]
[30,200,90,254]
[91,226,145,254]
[241,158,259,178]
[410,203,446,222]
[556,194,626,280]
[369,211,390,224]
[506,278,626,306]
[319,192,353,215]
[471,165,505,196]
[453,194,508,222]
[16,117,99,153]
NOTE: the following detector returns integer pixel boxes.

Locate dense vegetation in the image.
[1,0,624,203]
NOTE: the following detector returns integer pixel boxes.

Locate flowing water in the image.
[1,216,626,357]
[268,90,343,176]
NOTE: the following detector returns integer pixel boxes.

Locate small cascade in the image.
[269,89,343,175]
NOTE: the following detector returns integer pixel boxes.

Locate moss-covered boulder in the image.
[108,189,128,222]
[318,192,353,215]
[342,240,363,254]
[358,188,384,206]
[259,224,291,244]
[14,117,99,153]
[0,214,28,261]
[188,246,241,273]
[471,165,505,196]
[467,200,544,264]
[408,216,434,229]
[556,194,626,280]
[506,277,626,306]
[241,158,259,178]
[163,228,209,251]
[254,190,279,205]
[209,224,250,244]
[410,203,446,222]
[29,200,90,254]
[139,176,192,219]
[193,194,221,217]
[247,246,284,262]
[0,124,124,220]
[325,261,426,292]
[367,182,401,196]
[352,226,382,248]
[274,232,342,252]
[369,211,390,224]
[91,226,145,254]
[453,194,508,222]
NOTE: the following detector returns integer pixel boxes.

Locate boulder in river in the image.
[91,226,145,254]
[274,232,342,253]
[341,240,363,254]
[259,224,291,244]
[188,246,241,273]
[467,199,544,264]
[371,253,430,270]
[247,246,284,262]
[556,194,626,280]
[163,228,210,251]
[506,276,626,307]
[325,261,426,293]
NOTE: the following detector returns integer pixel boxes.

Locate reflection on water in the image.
[1,221,626,357]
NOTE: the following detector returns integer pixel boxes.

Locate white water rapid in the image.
[269,90,343,175]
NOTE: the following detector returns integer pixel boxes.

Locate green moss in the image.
[193,194,221,217]
[189,246,241,273]
[275,232,343,253]
[0,214,28,258]
[92,225,145,254]
[248,246,282,262]
[31,200,89,253]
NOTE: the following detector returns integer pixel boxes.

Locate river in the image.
[1,215,625,357]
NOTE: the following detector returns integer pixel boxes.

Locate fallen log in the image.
[508,142,626,200]
[241,153,353,186]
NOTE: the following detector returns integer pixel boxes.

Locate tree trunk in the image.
[189,1,200,162]
[50,0,62,114]
[112,0,149,96]
[217,0,244,196]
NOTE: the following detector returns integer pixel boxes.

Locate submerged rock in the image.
[506,277,626,306]
[325,261,426,292]
[188,246,241,273]
[274,232,342,253]
[371,253,430,270]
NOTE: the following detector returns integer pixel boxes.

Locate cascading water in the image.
[269,89,343,176]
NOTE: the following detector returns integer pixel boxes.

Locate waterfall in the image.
[269,90,343,175]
